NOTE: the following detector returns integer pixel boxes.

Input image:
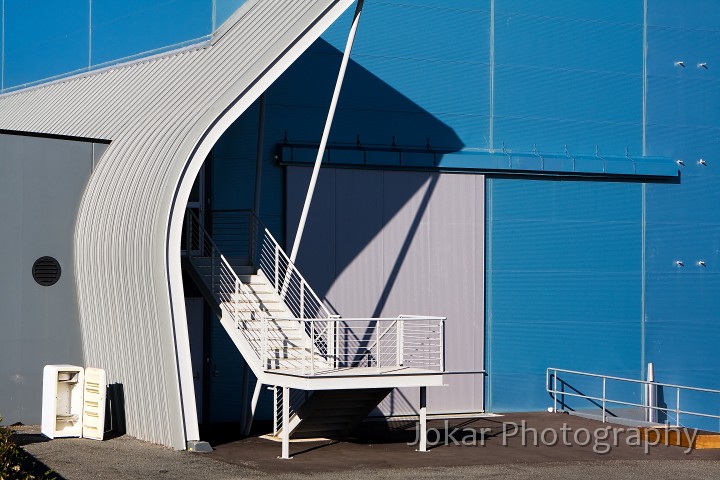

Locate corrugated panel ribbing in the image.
[0,0,354,448]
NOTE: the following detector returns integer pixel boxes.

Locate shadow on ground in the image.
[205,412,720,475]
[10,430,64,479]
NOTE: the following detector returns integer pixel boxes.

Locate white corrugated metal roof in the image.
[0,0,354,449]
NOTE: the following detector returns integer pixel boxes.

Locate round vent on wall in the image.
[32,256,62,286]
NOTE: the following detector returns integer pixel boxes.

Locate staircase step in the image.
[229,295,282,304]
[230,319,303,328]
[238,275,267,285]
[230,266,253,272]
[231,304,289,313]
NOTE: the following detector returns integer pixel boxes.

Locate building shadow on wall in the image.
[201,37,466,427]
[275,40,466,417]
[278,39,464,316]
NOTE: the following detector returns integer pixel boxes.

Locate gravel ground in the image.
[11,416,720,480]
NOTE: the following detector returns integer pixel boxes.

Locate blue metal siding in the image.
[286,0,490,151]
[493,1,643,157]
[643,0,720,430]
[487,0,720,429]
[487,179,643,412]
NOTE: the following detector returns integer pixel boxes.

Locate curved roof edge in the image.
[0,0,355,449]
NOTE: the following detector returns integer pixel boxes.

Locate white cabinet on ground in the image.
[41,365,84,439]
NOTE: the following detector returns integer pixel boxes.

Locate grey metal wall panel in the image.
[0,133,94,424]
[287,167,485,415]
[0,0,355,448]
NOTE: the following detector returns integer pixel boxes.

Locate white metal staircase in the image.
[182,209,445,455]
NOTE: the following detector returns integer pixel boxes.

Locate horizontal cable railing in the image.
[266,316,446,375]
[547,367,720,427]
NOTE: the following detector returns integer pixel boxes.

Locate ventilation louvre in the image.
[33,256,62,286]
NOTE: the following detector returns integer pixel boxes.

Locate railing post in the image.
[553,370,557,413]
[274,244,280,292]
[300,282,305,319]
[396,317,404,367]
[311,321,316,375]
[376,320,381,372]
[602,377,607,423]
[234,279,240,327]
[676,388,681,427]
[440,318,445,372]
[262,315,268,370]
[329,316,339,368]
[303,325,309,376]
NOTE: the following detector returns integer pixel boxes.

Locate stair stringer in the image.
[218,306,271,384]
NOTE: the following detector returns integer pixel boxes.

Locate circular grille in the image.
[32,256,62,286]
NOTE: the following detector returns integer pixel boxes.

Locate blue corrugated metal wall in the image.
[486,0,645,412]
[487,0,720,430]
[210,0,720,427]
[487,179,643,411]
[0,0,246,91]
[643,0,720,431]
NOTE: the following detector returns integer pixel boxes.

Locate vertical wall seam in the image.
[641,183,646,379]
[641,0,648,381]
[485,177,492,412]
[489,0,495,153]
[2,0,4,92]
[88,0,92,70]
[642,0,647,157]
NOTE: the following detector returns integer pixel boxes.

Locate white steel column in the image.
[418,386,427,452]
[281,386,292,459]
[289,0,365,263]
[253,94,266,215]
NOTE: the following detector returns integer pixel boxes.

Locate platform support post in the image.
[418,386,427,452]
[280,386,291,459]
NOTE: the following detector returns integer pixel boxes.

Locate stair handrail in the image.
[249,211,333,319]
[184,209,271,366]
[249,211,335,363]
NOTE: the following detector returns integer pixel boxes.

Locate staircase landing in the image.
[266,366,445,390]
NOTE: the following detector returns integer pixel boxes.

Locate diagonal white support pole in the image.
[289,0,365,263]
[243,381,263,436]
